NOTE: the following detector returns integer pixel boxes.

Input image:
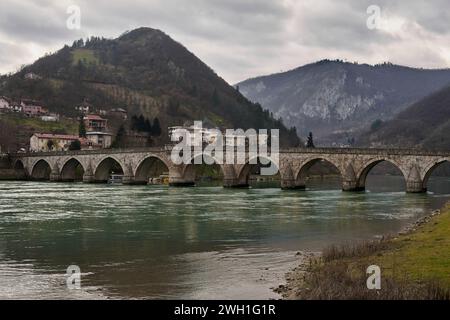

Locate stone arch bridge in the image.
[9,147,450,193]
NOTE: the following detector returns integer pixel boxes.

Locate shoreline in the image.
[275,202,450,299]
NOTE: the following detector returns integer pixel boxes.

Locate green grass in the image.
[72,48,100,66]
[356,203,450,285]
[1,113,77,135]
[288,203,450,299]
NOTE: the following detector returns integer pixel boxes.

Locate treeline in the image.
[130,115,161,136]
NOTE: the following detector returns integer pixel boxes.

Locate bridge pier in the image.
[342,180,365,192]
[406,180,427,193]
[169,177,195,187]
[280,178,305,190]
[168,166,195,187]
[49,165,61,182]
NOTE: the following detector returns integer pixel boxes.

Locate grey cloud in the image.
[0,0,449,83]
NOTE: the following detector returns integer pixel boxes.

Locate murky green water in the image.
[0,176,449,299]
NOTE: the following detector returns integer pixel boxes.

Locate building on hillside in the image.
[41,113,60,122]
[84,114,108,132]
[109,108,128,120]
[168,124,268,148]
[21,100,48,117]
[0,96,11,112]
[86,132,113,148]
[24,72,42,80]
[29,133,101,152]
[75,103,91,115]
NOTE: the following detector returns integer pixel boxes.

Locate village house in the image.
[41,113,60,122]
[21,99,48,117]
[109,108,128,120]
[86,132,113,149]
[84,114,108,132]
[75,104,91,115]
[24,72,42,80]
[29,133,101,152]
[0,96,11,112]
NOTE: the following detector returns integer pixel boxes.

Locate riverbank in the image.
[277,202,450,299]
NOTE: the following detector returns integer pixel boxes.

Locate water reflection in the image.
[0,175,449,299]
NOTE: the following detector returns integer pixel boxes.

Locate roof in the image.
[21,99,44,106]
[0,96,11,103]
[32,133,80,140]
[86,131,113,136]
[84,114,106,121]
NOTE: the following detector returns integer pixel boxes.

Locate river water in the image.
[0,176,449,300]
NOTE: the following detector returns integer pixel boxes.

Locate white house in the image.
[86,132,113,149]
[24,72,42,80]
[0,96,11,111]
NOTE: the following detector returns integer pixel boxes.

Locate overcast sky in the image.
[1,0,449,83]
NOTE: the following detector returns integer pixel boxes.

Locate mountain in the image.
[360,84,450,150]
[236,60,450,145]
[0,27,300,148]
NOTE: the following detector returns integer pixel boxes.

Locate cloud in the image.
[0,0,449,83]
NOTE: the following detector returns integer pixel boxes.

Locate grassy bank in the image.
[280,203,450,300]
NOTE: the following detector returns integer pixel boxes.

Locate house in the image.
[168,124,221,147]
[0,96,11,111]
[21,99,48,117]
[86,132,113,149]
[24,72,42,80]
[30,133,80,152]
[75,103,91,114]
[84,114,108,132]
[109,108,128,120]
[30,133,101,152]
[41,113,60,122]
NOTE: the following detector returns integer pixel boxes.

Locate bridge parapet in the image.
[9,147,450,193]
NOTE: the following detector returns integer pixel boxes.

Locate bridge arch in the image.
[294,157,343,189]
[422,158,450,191]
[134,155,171,184]
[13,159,27,179]
[60,158,85,182]
[236,155,280,187]
[94,156,125,183]
[30,159,52,181]
[356,158,407,191]
[182,153,225,184]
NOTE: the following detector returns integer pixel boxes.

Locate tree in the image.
[112,124,126,148]
[152,117,161,137]
[212,88,220,106]
[78,117,86,138]
[371,119,383,132]
[47,140,55,151]
[144,119,152,133]
[69,140,81,151]
[137,115,145,131]
[306,132,315,148]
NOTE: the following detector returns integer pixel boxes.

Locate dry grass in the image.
[288,204,450,300]
[296,261,450,300]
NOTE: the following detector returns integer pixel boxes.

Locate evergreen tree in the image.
[69,140,81,151]
[138,115,145,131]
[152,117,161,137]
[212,88,220,106]
[306,132,315,148]
[144,119,152,133]
[112,124,126,148]
[78,117,86,138]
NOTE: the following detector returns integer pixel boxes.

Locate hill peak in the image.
[117,27,167,41]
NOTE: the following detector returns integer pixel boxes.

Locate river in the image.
[0,175,449,299]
